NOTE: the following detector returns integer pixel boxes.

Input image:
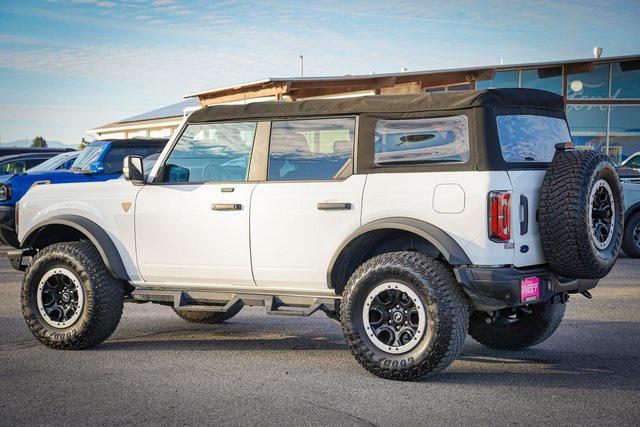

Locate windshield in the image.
[70,143,106,170]
[28,152,75,172]
[497,115,572,163]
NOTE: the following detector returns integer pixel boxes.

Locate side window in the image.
[374,116,469,165]
[102,146,163,174]
[160,122,256,183]
[25,158,46,169]
[0,160,26,174]
[625,154,640,169]
[268,118,355,181]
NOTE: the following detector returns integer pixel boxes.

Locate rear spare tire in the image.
[539,148,624,279]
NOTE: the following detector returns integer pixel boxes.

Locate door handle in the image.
[520,194,529,235]
[317,202,352,211]
[211,203,242,211]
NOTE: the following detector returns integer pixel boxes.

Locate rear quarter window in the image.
[497,115,571,163]
[374,115,469,165]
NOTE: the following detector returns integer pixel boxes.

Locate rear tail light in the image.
[488,191,511,242]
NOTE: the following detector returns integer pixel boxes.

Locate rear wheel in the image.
[172,304,242,324]
[341,252,469,380]
[622,213,640,258]
[468,303,566,350]
[21,241,124,349]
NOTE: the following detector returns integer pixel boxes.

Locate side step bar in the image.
[128,288,339,318]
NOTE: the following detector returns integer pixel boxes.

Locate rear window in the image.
[374,116,469,165]
[497,115,571,163]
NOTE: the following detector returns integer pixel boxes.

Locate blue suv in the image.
[0,138,167,247]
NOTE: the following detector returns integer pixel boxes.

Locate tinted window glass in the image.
[609,106,640,164]
[102,146,164,174]
[611,61,640,99]
[0,160,26,174]
[476,71,519,90]
[521,67,562,94]
[374,116,469,165]
[567,63,610,99]
[268,118,354,181]
[497,115,571,162]
[566,105,607,153]
[25,158,47,169]
[162,122,256,183]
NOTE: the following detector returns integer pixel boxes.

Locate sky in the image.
[1,0,639,147]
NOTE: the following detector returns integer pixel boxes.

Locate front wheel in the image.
[340,252,470,381]
[21,241,124,349]
[468,303,566,351]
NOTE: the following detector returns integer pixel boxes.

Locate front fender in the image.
[22,214,130,281]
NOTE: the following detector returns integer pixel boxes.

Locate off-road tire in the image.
[468,303,566,350]
[0,227,19,248]
[539,149,624,279]
[341,252,470,381]
[622,213,640,258]
[172,304,242,324]
[21,241,124,349]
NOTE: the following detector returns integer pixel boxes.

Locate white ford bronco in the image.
[9,89,624,380]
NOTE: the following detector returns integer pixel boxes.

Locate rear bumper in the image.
[454,265,598,311]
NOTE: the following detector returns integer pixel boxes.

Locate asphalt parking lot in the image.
[1,248,639,426]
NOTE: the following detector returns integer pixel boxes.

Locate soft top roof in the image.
[188,88,564,123]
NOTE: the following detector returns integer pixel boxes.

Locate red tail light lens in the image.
[489,191,511,242]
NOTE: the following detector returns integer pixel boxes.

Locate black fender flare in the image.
[21,214,130,281]
[327,217,471,287]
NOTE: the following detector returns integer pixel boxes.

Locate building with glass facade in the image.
[92,54,640,169]
[475,56,640,166]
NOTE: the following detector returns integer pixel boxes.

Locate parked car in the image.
[26,151,80,173]
[0,147,74,158]
[8,89,625,380]
[622,177,640,258]
[621,151,640,172]
[0,138,167,248]
[0,152,71,176]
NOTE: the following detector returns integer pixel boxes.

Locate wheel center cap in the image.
[392,311,404,323]
[62,292,70,303]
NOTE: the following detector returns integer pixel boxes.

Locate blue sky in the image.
[1,0,639,146]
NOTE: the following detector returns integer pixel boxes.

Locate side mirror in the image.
[88,162,105,174]
[123,155,145,184]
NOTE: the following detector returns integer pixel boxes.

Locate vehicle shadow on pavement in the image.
[427,341,640,390]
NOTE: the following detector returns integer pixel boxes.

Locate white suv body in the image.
[11,89,624,380]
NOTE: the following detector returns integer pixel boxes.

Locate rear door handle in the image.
[211,203,242,211]
[317,202,352,211]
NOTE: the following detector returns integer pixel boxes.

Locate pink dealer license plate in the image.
[520,277,541,303]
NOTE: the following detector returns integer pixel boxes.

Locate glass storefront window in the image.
[521,67,562,94]
[476,71,519,90]
[567,63,610,99]
[565,105,607,152]
[611,61,640,99]
[609,106,640,165]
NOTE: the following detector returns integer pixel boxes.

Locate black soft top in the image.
[188,88,564,123]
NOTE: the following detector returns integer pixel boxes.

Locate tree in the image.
[32,136,47,148]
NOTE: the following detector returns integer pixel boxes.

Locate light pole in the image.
[299,55,304,77]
